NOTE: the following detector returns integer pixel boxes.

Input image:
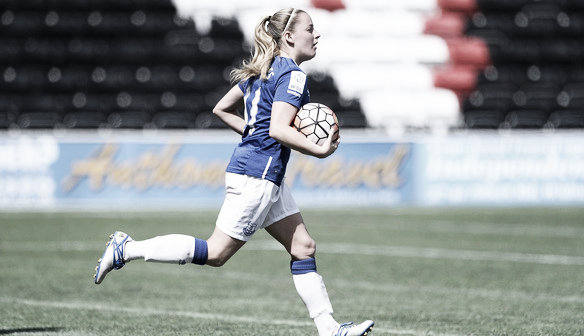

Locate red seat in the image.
[446,37,490,68]
[424,13,466,38]
[310,0,345,11]
[434,66,479,94]
[437,0,477,13]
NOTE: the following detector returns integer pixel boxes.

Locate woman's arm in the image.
[269,101,340,159]
[212,85,246,135]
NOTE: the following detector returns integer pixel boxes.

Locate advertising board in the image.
[0,132,582,209]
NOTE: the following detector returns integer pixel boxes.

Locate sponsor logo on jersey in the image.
[287,71,306,97]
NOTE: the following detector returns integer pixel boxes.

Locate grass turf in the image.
[1,207,583,335]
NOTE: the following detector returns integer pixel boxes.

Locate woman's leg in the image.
[265,212,314,260]
[205,226,246,267]
[124,226,245,267]
[94,227,245,284]
[266,213,338,336]
[266,213,374,336]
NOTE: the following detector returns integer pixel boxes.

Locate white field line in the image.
[0,296,310,327]
[0,297,461,336]
[2,239,584,266]
[4,241,582,304]
[358,220,584,238]
[3,211,583,239]
[138,267,584,305]
[427,220,584,238]
[83,264,580,306]
[196,270,584,305]
[250,240,584,266]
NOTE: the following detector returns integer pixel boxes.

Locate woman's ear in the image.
[283,31,295,45]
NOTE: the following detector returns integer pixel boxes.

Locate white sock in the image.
[124,234,196,264]
[293,272,339,336]
[314,313,339,336]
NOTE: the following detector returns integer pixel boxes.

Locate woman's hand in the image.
[313,124,340,158]
[270,101,340,159]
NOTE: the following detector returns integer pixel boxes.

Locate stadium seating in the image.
[0,0,227,129]
[213,1,467,133]
[0,0,370,130]
[190,0,584,133]
[457,0,584,129]
[1,0,582,131]
[0,0,195,129]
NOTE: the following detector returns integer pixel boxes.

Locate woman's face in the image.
[289,12,320,63]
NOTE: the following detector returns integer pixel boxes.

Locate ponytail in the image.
[231,8,304,83]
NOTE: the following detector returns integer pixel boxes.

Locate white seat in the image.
[329,64,435,97]
[361,88,460,134]
[173,0,310,14]
[172,0,459,134]
[321,10,426,37]
[173,0,311,34]
[311,35,450,70]
[342,0,439,12]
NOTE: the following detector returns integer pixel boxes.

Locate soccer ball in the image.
[293,103,339,146]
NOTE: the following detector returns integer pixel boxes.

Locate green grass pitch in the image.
[1,207,583,336]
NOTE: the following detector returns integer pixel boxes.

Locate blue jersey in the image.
[226,56,310,186]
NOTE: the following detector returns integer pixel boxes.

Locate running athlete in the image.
[94,8,374,336]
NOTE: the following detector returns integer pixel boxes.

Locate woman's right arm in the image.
[212,85,246,135]
[269,101,340,159]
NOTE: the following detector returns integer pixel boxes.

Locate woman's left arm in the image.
[269,101,339,159]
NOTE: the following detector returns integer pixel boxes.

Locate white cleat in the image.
[93,231,133,284]
[333,320,374,336]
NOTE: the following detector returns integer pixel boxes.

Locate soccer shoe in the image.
[332,320,374,336]
[93,231,133,284]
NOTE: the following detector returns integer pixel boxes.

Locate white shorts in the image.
[216,172,300,241]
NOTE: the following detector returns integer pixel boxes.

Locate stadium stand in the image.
[0,0,367,130]
[434,0,584,129]
[0,0,238,129]
[0,0,582,131]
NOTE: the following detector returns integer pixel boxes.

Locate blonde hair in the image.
[231,8,305,83]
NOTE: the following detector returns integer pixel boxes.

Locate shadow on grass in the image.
[0,328,64,334]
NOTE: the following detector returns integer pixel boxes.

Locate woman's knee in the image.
[291,235,316,260]
[206,242,240,267]
[205,228,246,267]
[206,253,229,267]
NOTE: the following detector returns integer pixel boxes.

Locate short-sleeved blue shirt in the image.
[226,56,310,186]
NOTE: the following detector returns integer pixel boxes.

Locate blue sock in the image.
[290,257,317,275]
[192,238,208,265]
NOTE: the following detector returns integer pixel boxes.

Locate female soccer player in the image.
[94,8,373,336]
